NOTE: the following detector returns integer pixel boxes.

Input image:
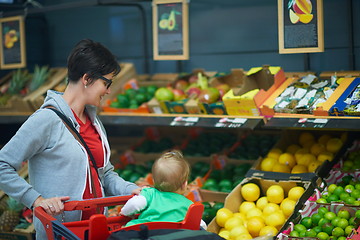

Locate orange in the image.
[246,216,265,237]
[299,132,315,147]
[266,185,284,204]
[288,186,305,201]
[278,153,296,168]
[318,151,334,162]
[265,211,286,230]
[241,183,260,202]
[291,164,308,174]
[256,196,269,210]
[310,143,326,156]
[239,201,256,215]
[216,208,233,227]
[326,138,343,153]
[263,203,280,216]
[286,144,301,154]
[259,225,278,236]
[260,157,277,171]
[280,198,296,217]
[272,163,291,173]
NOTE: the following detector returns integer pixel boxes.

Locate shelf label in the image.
[170,117,199,126]
[215,118,247,128]
[295,118,328,128]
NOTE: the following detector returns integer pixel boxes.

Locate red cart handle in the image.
[63,195,133,211]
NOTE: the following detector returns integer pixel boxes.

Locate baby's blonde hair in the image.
[152,150,190,192]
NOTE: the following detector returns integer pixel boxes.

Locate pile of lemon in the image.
[260,132,345,174]
[216,183,305,240]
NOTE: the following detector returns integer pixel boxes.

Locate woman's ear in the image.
[82,73,91,86]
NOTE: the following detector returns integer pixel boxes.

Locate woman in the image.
[0,39,140,239]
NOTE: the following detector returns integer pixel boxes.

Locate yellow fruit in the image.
[234,233,253,240]
[241,183,260,202]
[297,153,316,166]
[288,186,305,201]
[318,151,334,162]
[267,148,282,160]
[219,230,230,240]
[239,201,256,215]
[318,134,331,145]
[266,185,284,204]
[298,13,313,24]
[260,157,277,171]
[326,138,343,153]
[286,144,301,154]
[294,0,312,14]
[256,196,268,210]
[247,216,265,237]
[289,9,300,24]
[229,226,249,239]
[272,163,291,173]
[280,198,296,217]
[299,132,315,147]
[259,225,278,236]
[225,216,244,230]
[302,140,316,150]
[265,211,286,230]
[308,160,322,172]
[216,208,233,227]
[295,148,309,162]
[263,203,280,216]
[291,164,308,174]
[246,207,263,219]
[278,153,296,168]
[310,143,326,156]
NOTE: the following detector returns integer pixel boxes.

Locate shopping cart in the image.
[34,195,204,240]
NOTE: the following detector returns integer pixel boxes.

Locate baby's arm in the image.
[120,195,147,216]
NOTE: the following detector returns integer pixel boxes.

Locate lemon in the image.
[272,163,291,173]
[247,216,265,237]
[259,225,278,236]
[310,143,326,156]
[260,157,277,171]
[318,134,331,145]
[216,208,233,227]
[239,201,256,214]
[234,212,246,221]
[234,233,253,240]
[267,148,282,160]
[326,138,343,153]
[308,160,322,172]
[288,186,305,201]
[266,185,284,204]
[303,140,316,150]
[291,164,308,173]
[256,196,268,210]
[262,203,280,216]
[286,144,301,154]
[278,153,296,168]
[299,132,315,147]
[229,226,249,239]
[265,211,286,229]
[295,148,309,162]
[241,183,260,202]
[280,198,296,217]
[246,207,263,219]
[218,229,230,239]
[297,153,316,166]
[225,216,244,230]
[318,151,334,162]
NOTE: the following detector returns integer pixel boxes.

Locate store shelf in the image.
[263,116,360,131]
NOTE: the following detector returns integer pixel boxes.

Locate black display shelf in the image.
[263,116,360,131]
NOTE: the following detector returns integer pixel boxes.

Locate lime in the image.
[311,213,323,225]
[219,179,232,189]
[351,189,360,198]
[348,217,356,226]
[331,217,341,227]
[333,186,345,197]
[116,94,130,108]
[317,198,328,204]
[138,86,147,94]
[305,228,317,237]
[354,200,360,206]
[313,225,322,233]
[345,196,356,205]
[344,184,355,193]
[328,194,340,202]
[202,208,216,224]
[322,223,334,235]
[299,230,307,237]
[332,227,345,237]
[301,217,313,229]
[202,178,218,190]
[336,218,348,229]
[337,237,346,240]
[110,101,121,108]
[317,231,330,240]
[356,209,360,219]
[318,207,329,216]
[212,202,224,212]
[355,183,360,190]
[125,88,137,98]
[318,218,330,227]
[146,85,158,96]
[344,225,354,236]
[202,202,212,209]
[294,223,307,233]
[135,93,147,105]
[327,184,337,193]
[339,192,350,201]
[337,210,350,220]
[324,212,337,221]
[289,230,299,237]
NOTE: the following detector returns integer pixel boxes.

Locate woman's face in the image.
[86,72,113,107]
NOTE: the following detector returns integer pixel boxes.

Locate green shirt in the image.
[125,187,193,226]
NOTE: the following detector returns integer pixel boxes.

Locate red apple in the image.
[198,88,220,104]
[172,89,186,101]
[186,87,201,98]
[174,80,189,91]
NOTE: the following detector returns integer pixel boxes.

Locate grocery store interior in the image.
[1,0,360,239]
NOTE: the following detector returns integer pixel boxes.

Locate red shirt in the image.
[73,111,104,220]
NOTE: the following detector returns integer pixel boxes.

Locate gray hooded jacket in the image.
[0,90,138,239]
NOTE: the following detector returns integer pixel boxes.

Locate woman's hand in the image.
[32,196,70,216]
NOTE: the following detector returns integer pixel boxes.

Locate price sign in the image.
[215,118,247,128]
[294,118,328,128]
[170,116,199,126]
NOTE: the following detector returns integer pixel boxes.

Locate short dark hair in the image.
[67,39,121,84]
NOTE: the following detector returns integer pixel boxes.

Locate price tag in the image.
[215,118,247,128]
[170,117,199,126]
[295,118,328,128]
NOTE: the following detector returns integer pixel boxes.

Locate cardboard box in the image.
[319,70,360,79]
[207,177,314,235]
[223,66,286,116]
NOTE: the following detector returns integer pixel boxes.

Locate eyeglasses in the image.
[97,75,113,89]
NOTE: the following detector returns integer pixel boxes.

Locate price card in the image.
[295,118,328,128]
[215,118,247,128]
[170,117,199,126]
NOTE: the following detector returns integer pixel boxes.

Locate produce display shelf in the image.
[263,115,360,130]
